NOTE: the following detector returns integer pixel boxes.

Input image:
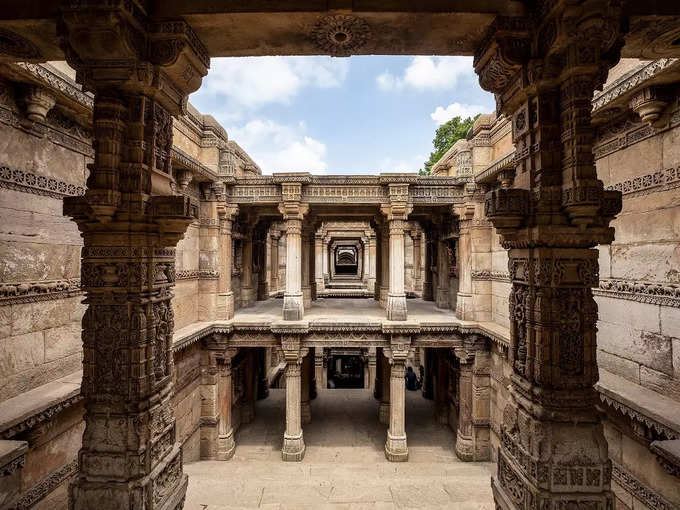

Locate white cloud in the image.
[430,102,489,125]
[229,119,328,174]
[378,154,427,174]
[198,57,350,110]
[376,56,474,91]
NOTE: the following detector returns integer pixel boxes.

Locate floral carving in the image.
[310,15,371,57]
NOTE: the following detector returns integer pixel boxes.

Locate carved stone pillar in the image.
[280,336,308,461]
[378,352,391,425]
[422,233,434,301]
[379,223,390,307]
[368,234,377,294]
[216,349,238,460]
[199,188,221,321]
[59,4,208,508]
[412,232,422,294]
[322,240,329,286]
[301,225,312,309]
[314,348,324,391]
[367,347,377,392]
[314,235,324,293]
[217,204,238,319]
[384,337,411,462]
[436,234,450,309]
[270,230,280,294]
[279,193,308,320]
[474,5,626,508]
[453,337,490,462]
[301,351,312,424]
[200,351,220,460]
[241,231,255,307]
[382,186,411,320]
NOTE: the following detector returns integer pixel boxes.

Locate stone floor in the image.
[184,388,495,509]
[233,298,459,323]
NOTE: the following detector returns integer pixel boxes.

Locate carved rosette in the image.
[310,15,371,57]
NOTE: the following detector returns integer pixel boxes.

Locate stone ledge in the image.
[596,369,680,440]
[650,439,680,478]
[0,371,82,439]
[0,439,27,475]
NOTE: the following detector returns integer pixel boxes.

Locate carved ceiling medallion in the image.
[0,28,41,60]
[311,15,371,57]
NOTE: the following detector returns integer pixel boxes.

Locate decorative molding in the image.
[471,270,510,282]
[15,459,79,509]
[16,62,93,109]
[171,146,219,182]
[595,279,680,308]
[605,166,680,199]
[175,270,220,280]
[0,166,85,202]
[0,278,82,306]
[0,453,25,476]
[611,461,676,510]
[475,151,515,184]
[2,393,83,440]
[598,392,679,441]
[592,59,678,112]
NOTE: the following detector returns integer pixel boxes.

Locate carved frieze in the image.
[14,459,78,509]
[0,278,82,305]
[611,461,675,510]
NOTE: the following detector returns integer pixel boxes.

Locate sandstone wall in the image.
[0,114,89,401]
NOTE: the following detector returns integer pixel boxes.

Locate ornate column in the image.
[412,232,422,294]
[241,229,255,307]
[474,5,625,508]
[270,229,281,294]
[367,347,377,392]
[278,179,309,320]
[314,234,324,293]
[366,234,376,294]
[59,4,208,509]
[384,336,412,462]
[301,224,313,308]
[362,237,370,282]
[379,223,390,307]
[314,348,324,391]
[422,231,434,301]
[217,204,238,319]
[454,337,490,462]
[198,184,222,321]
[436,232,450,309]
[378,351,391,425]
[381,186,411,321]
[322,239,329,286]
[301,351,312,424]
[216,349,238,460]
[199,351,219,460]
[280,335,308,461]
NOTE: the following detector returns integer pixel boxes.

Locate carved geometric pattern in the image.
[0,165,85,199]
[310,15,371,57]
[14,459,79,509]
[611,461,675,510]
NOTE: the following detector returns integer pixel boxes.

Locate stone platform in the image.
[184,388,495,509]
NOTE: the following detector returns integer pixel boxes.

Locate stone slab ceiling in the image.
[2,1,680,60]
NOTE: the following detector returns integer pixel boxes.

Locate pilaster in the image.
[217,204,238,319]
[198,184,222,321]
[278,195,309,321]
[216,349,238,461]
[381,190,412,321]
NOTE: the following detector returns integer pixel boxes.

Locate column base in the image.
[384,431,408,462]
[435,288,449,309]
[301,401,311,424]
[378,401,390,425]
[455,292,474,320]
[422,283,433,301]
[283,293,304,320]
[282,432,306,461]
[454,430,475,461]
[386,293,407,320]
[216,429,236,460]
[70,446,188,510]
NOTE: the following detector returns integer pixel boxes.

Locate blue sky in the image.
[189,56,495,175]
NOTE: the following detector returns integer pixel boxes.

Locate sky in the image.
[189,56,495,175]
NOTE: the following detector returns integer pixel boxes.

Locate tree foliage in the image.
[420,115,479,175]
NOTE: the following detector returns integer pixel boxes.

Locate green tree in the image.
[420,114,479,175]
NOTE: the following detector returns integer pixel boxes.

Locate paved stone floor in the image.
[184,388,495,509]
[233,298,459,323]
